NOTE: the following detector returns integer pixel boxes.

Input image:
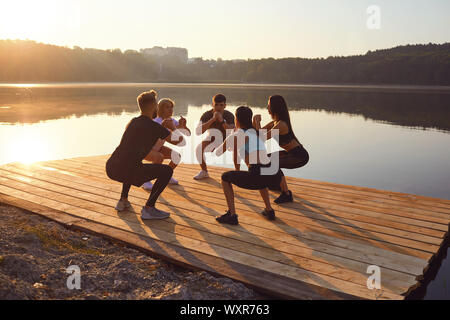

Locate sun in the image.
[0,0,80,41]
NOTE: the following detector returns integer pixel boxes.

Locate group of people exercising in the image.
[106,91,309,225]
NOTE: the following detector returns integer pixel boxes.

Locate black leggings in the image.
[119,164,173,207]
[269,146,309,170]
[222,164,283,191]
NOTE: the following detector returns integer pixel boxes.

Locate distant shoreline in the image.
[1,82,450,93]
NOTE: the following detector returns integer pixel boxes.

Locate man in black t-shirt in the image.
[106,90,182,220]
[194,94,235,180]
[108,115,170,185]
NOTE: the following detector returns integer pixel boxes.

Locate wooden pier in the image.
[0,155,449,300]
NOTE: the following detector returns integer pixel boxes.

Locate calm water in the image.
[0,83,449,299]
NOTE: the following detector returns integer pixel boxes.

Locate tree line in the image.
[1,40,449,85]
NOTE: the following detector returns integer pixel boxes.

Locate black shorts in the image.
[221,164,283,191]
[106,157,171,187]
[269,146,309,170]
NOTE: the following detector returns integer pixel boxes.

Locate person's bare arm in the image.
[221,112,235,131]
[253,115,274,131]
[216,132,243,171]
[145,150,164,163]
[254,116,276,140]
[176,125,191,137]
[177,117,191,136]
[266,121,287,141]
[223,122,235,131]
[263,121,275,130]
[215,132,234,156]
[233,139,241,171]
[196,113,219,135]
[152,138,165,151]
[161,119,186,146]
[253,115,262,130]
[165,131,185,146]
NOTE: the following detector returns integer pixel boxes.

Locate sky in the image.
[0,0,449,60]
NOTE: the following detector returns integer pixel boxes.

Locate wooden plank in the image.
[0,168,423,291]
[59,158,450,225]
[181,169,450,221]
[4,155,446,299]
[0,175,416,295]
[0,183,404,300]
[0,193,358,300]
[175,163,450,216]
[2,164,431,275]
[23,162,440,260]
[69,155,450,211]
[178,163,450,211]
[157,173,450,233]
[31,161,445,253]
[7,162,446,243]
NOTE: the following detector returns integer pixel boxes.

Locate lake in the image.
[1,83,449,299]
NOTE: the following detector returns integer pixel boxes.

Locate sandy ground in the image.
[0,202,267,300]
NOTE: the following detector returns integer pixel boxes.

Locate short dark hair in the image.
[137,90,157,112]
[213,94,226,104]
[236,106,253,130]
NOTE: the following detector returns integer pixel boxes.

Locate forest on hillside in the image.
[1,40,449,85]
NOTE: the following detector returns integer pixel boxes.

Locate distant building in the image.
[188,57,204,64]
[140,46,188,63]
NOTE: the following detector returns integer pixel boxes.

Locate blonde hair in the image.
[157,98,175,118]
[137,90,158,112]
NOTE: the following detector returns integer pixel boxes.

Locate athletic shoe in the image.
[142,181,153,191]
[141,207,170,220]
[216,211,239,225]
[274,191,293,204]
[194,170,209,180]
[261,209,276,221]
[115,199,131,212]
[169,177,179,185]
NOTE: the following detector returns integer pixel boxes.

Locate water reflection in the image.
[0,112,138,165]
[1,84,450,132]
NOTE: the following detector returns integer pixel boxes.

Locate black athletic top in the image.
[277,130,296,146]
[200,109,235,137]
[107,115,170,183]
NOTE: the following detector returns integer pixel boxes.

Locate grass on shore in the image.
[22,224,104,256]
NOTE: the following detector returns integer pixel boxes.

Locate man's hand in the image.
[253,114,262,130]
[253,114,262,124]
[162,119,176,131]
[213,111,223,123]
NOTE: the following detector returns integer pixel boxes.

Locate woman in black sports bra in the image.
[253,95,309,204]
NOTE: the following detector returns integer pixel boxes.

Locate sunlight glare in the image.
[0,0,80,40]
[7,128,50,164]
[11,84,41,88]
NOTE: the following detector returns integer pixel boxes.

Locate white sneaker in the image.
[142,181,153,191]
[169,177,179,185]
[115,199,131,212]
[194,170,209,180]
[141,207,170,220]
